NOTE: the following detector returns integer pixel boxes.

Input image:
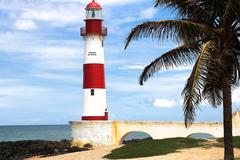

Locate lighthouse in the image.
[80,0,108,120]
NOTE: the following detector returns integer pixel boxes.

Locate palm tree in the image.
[124,0,240,159]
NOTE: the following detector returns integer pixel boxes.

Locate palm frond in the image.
[231,48,240,54]
[154,0,210,19]
[231,0,240,21]
[223,0,235,28]
[232,21,239,30]
[202,59,225,107]
[124,20,211,49]
[154,0,225,26]
[202,83,223,107]
[231,53,240,86]
[236,25,240,33]
[182,40,216,127]
[139,43,201,85]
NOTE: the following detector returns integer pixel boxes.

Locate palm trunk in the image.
[223,76,234,160]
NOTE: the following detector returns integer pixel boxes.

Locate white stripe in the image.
[82,89,107,116]
[84,35,105,64]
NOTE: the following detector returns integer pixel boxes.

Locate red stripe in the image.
[85,20,102,35]
[83,64,105,89]
[82,116,107,120]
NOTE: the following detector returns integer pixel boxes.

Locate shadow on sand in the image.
[104,136,240,159]
[103,137,211,159]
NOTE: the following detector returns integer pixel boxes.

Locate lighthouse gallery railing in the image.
[80,27,107,36]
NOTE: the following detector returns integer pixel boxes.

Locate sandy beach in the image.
[25,144,240,160]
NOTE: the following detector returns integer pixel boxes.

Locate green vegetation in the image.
[104,137,240,159]
[216,136,240,148]
[104,137,207,159]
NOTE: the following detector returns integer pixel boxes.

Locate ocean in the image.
[0,125,214,142]
[0,125,71,142]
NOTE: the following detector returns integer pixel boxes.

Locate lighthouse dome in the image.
[86,0,101,9]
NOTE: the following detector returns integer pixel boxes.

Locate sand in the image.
[25,144,240,160]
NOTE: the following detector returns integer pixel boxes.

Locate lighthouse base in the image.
[70,121,114,147]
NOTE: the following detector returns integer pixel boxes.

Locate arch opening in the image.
[120,131,153,144]
[187,133,215,139]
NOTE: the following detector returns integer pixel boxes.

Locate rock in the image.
[0,140,89,160]
[83,143,93,148]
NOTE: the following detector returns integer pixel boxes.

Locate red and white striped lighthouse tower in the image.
[80,0,108,121]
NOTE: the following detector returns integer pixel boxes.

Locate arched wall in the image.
[70,112,240,147]
[113,121,224,144]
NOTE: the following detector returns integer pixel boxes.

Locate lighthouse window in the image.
[91,89,94,96]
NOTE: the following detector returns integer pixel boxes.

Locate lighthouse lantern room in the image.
[80,0,108,121]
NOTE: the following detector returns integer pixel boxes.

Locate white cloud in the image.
[153,98,177,108]
[140,7,157,19]
[0,76,82,108]
[1,0,155,36]
[107,73,187,95]
[0,85,52,97]
[0,1,84,28]
[119,63,191,71]
[34,60,82,70]
[119,63,145,70]
[0,32,82,59]
[172,66,193,71]
[21,6,83,27]
[34,46,82,60]
[14,19,37,31]
[161,66,193,72]
[54,0,146,6]
[0,32,83,70]
[32,72,82,82]
[107,11,157,34]
[0,104,15,109]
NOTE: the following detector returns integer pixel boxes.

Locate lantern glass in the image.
[86,9,102,19]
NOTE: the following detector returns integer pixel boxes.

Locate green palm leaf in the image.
[182,40,217,127]
[124,20,211,49]
[139,43,201,85]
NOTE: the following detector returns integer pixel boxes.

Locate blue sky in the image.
[0,0,239,125]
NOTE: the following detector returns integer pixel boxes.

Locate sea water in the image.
[0,125,148,142]
[0,125,214,142]
[0,125,70,142]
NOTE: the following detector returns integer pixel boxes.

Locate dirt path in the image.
[25,145,240,160]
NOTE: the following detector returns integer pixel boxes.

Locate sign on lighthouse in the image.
[80,0,108,121]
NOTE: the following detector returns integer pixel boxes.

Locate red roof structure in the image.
[86,0,101,9]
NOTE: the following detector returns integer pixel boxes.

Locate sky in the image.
[0,0,240,125]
